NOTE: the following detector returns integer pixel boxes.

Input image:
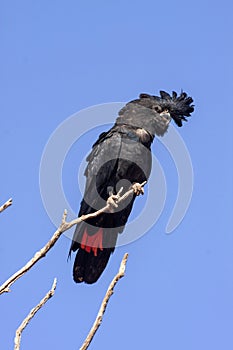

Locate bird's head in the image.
[117,90,194,137]
[139,90,194,128]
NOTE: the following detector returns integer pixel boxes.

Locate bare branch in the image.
[0,198,12,213]
[14,278,57,350]
[80,253,129,350]
[65,181,146,229]
[0,182,145,295]
[0,210,66,295]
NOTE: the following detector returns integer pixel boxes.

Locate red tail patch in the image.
[80,228,103,256]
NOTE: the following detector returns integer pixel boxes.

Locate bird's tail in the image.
[73,246,112,284]
[72,227,118,284]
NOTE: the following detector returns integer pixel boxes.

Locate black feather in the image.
[160,91,171,100]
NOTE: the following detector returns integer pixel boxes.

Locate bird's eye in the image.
[153,105,162,113]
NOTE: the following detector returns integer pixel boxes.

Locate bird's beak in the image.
[160,111,172,126]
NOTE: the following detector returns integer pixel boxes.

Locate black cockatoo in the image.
[69,90,194,284]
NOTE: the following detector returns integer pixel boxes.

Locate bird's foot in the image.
[107,194,119,213]
[132,182,144,196]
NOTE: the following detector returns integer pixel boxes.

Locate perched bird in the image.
[70,90,194,284]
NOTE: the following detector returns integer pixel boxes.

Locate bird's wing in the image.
[79,129,123,215]
[70,130,122,253]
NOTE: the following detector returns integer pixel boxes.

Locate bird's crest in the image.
[139,90,194,127]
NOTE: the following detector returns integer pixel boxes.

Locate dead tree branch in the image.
[14,278,57,350]
[0,198,12,213]
[0,182,145,295]
[80,253,129,350]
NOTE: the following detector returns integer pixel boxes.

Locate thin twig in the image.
[80,253,129,350]
[0,198,12,213]
[14,278,57,350]
[0,209,66,295]
[0,182,145,295]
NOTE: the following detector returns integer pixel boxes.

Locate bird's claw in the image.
[107,194,119,212]
[132,183,144,196]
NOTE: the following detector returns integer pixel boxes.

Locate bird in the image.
[69,90,194,284]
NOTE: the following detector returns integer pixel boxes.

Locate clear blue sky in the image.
[1,1,233,349]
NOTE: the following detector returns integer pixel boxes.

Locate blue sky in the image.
[1,1,233,349]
